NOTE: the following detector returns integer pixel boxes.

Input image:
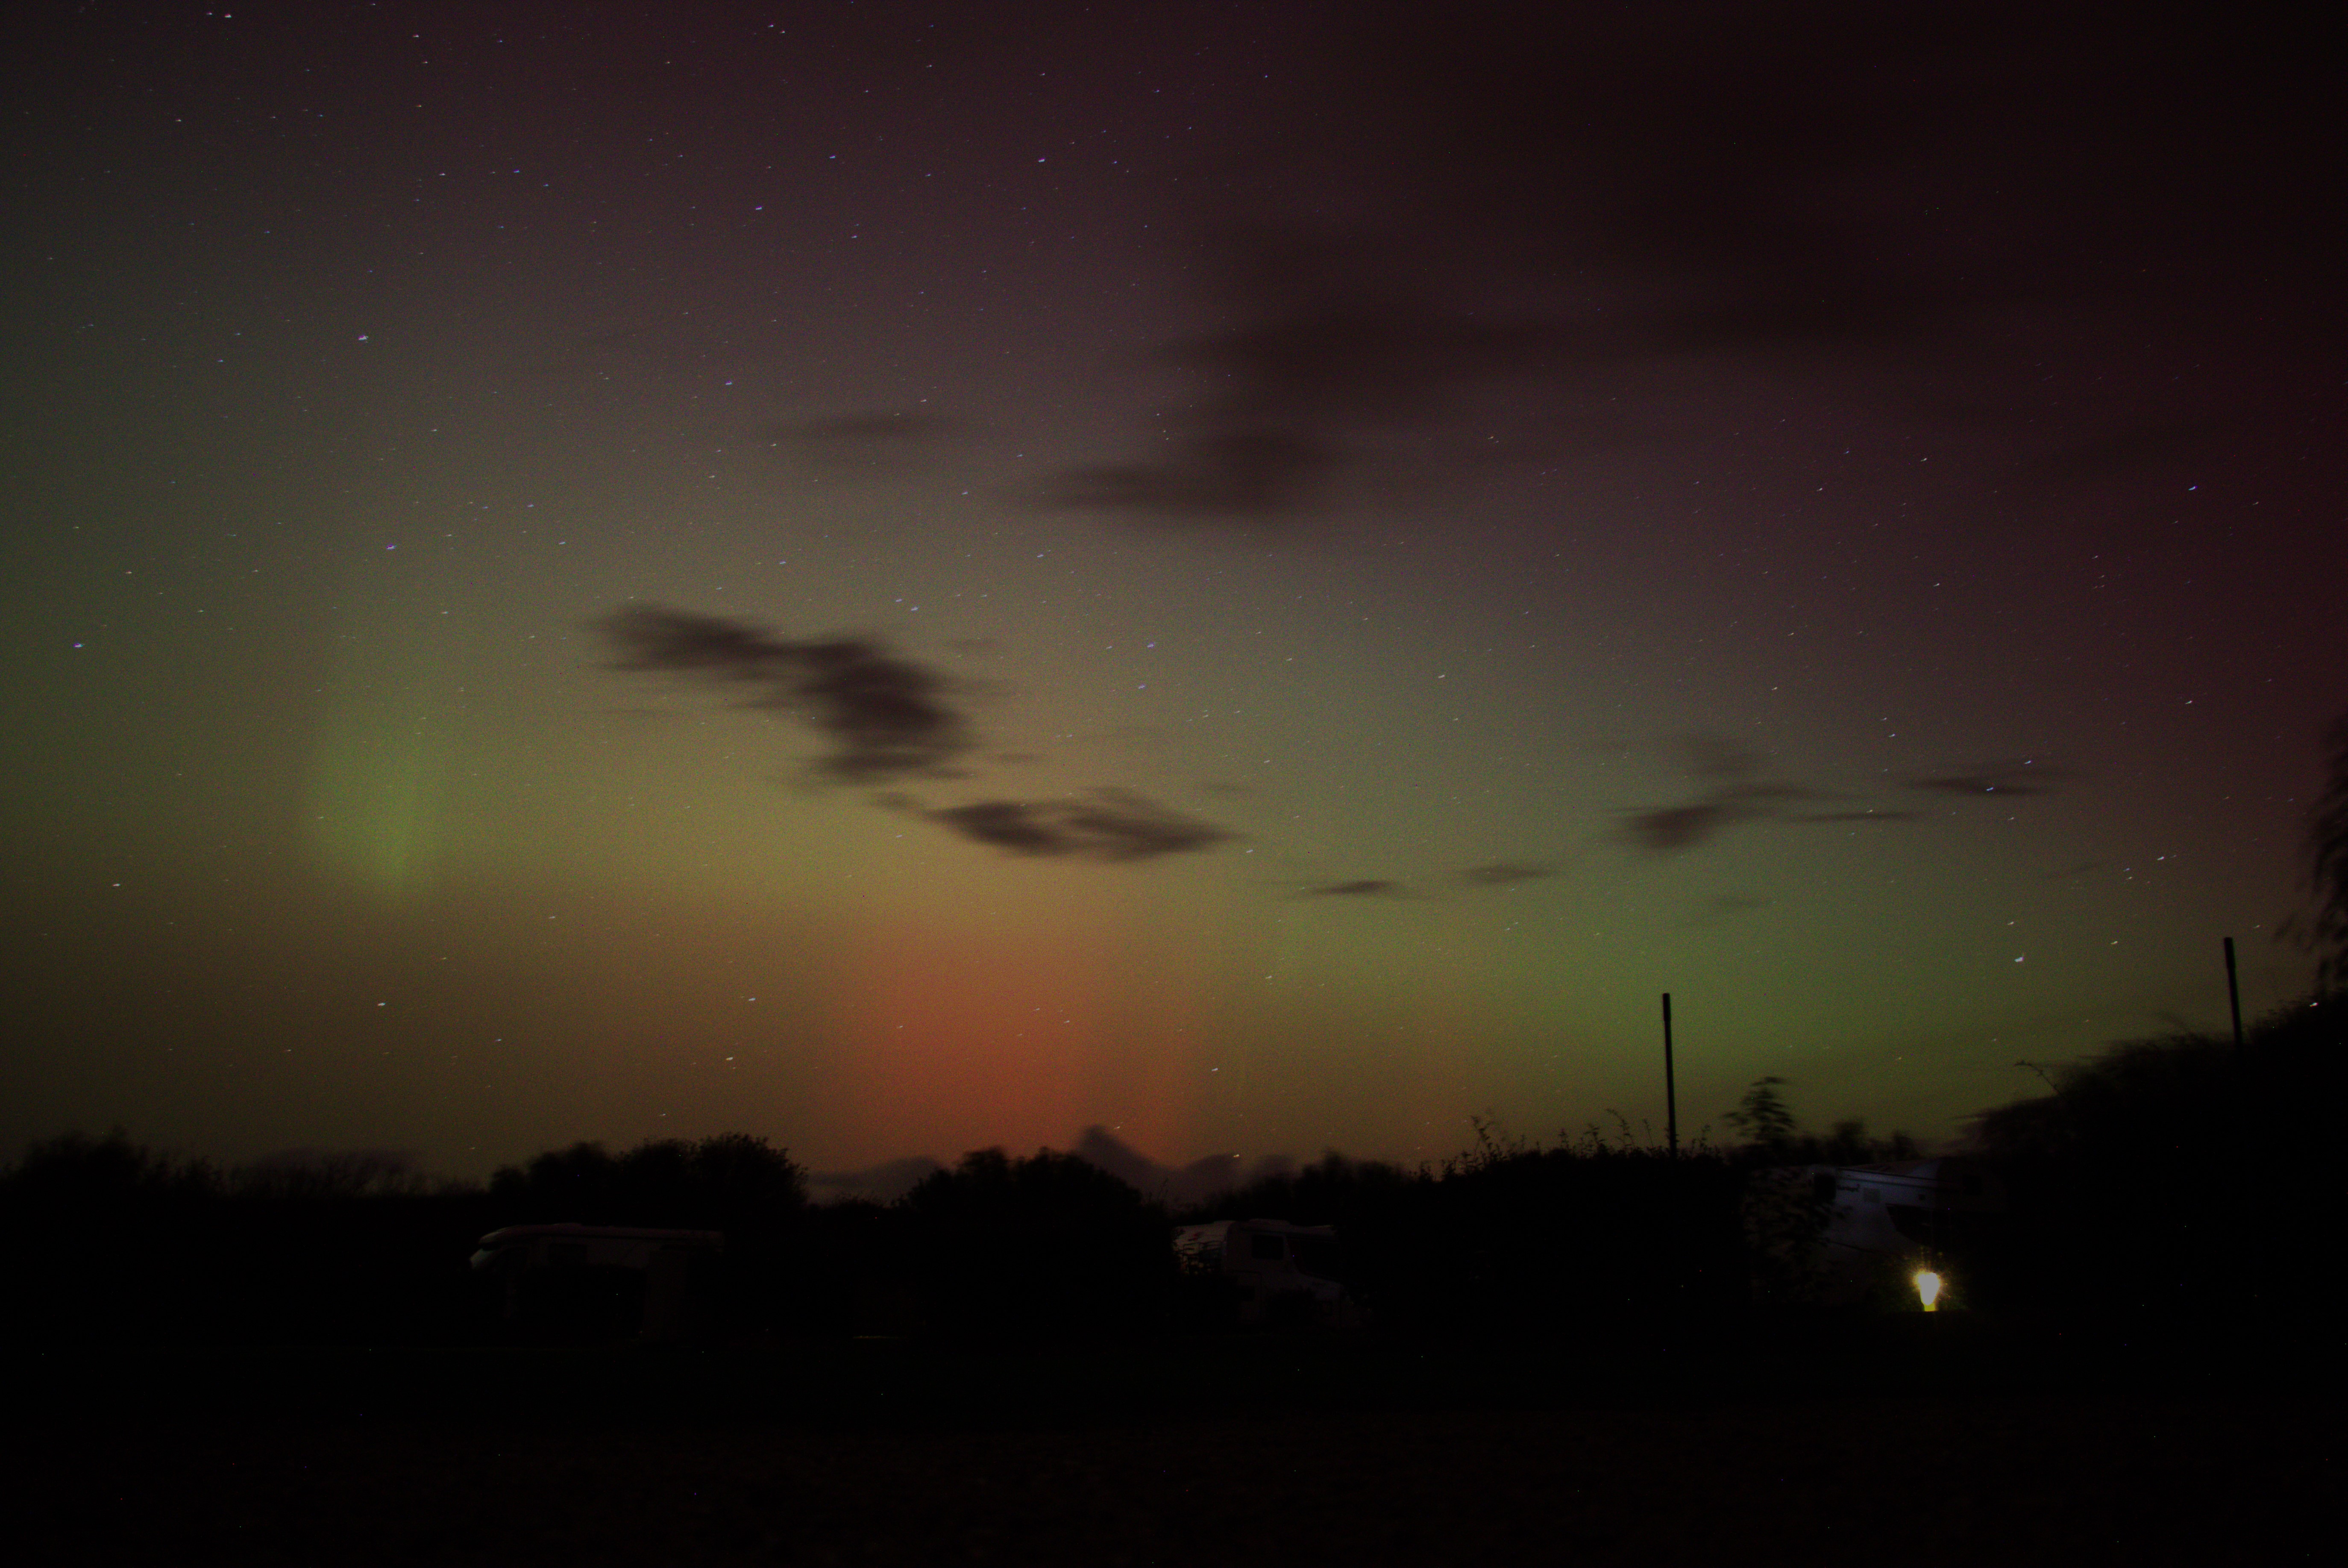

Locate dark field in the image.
[9,1323,2331,1566]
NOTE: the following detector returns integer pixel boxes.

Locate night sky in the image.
[6,2,2340,1181]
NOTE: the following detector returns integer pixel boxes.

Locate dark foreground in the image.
[7,1319,2332,1566]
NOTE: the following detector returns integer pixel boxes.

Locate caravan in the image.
[470,1223,725,1340]
[1172,1219,1357,1326]
[1751,1158,2006,1308]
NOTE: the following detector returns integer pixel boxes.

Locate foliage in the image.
[1174,1118,1752,1336]
[896,1147,1174,1339]
[1723,1076,1799,1154]
[485,1132,806,1230]
[0,1130,502,1345]
[1717,1079,1916,1167]
[1966,998,2340,1333]
[482,1133,810,1340]
[2306,710,2348,993]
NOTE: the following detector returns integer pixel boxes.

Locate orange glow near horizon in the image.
[825,887,1213,1164]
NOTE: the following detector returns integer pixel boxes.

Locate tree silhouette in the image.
[900,1148,1171,1338]
[2308,710,2348,993]
[1723,1076,1799,1154]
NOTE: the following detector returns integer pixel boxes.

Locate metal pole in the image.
[2224,937,2245,1052]
[1662,992,1678,1156]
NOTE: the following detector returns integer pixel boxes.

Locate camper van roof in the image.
[1843,1158,1984,1182]
[474,1223,725,1248]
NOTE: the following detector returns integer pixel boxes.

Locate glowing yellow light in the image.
[1914,1269,1944,1311]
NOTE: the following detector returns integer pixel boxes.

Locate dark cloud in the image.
[923,789,1233,863]
[1045,5,2334,522]
[1051,426,1335,520]
[1301,879,1409,899]
[1459,861,1555,887]
[1629,789,1919,851]
[1045,232,1547,521]
[1625,802,1755,854]
[599,606,974,783]
[603,611,1231,867]
[1624,736,1833,853]
[1620,727,1874,854]
[1626,730,1931,853]
[763,410,957,478]
[1903,765,2064,798]
[784,411,957,443]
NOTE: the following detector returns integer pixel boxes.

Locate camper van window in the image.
[1249,1233,1287,1262]
[1812,1173,1837,1204]
[549,1242,588,1268]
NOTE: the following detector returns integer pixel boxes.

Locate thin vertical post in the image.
[1662,992,1678,1156]
[2224,937,2245,1053]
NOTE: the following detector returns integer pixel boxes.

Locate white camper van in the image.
[1172,1219,1357,1326]
[470,1224,725,1340]
[1752,1158,2005,1308]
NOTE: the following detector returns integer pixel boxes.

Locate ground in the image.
[7,1323,2331,1565]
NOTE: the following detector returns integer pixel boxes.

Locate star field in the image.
[3,2,2340,1177]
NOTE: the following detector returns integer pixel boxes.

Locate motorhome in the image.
[1749,1158,2005,1308]
[1172,1218,1357,1326]
[470,1223,725,1340]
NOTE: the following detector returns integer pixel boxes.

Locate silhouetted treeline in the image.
[0,1131,503,1345]
[1170,1132,1747,1336]
[8,1001,2341,1347]
[898,1148,1174,1338]
[1966,995,2342,1339]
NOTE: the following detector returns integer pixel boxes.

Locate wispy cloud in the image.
[1624,800,1761,854]
[1300,878,1411,899]
[1045,231,1545,522]
[1902,763,2064,798]
[1625,743,2052,853]
[1620,734,1910,854]
[1458,861,1556,887]
[919,789,1234,863]
[1038,6,2326,526]
[600,606,975,783]
[763,410,957,479]
[602,608,1241,867]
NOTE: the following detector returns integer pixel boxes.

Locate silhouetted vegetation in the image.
[1169,1125,1748,1337]
[478,1134,810,1341]
[896,1147,1175,1339]
[8,992,2340,1354]
[2305,709,2348,992]
[0,1130,500,1345]
[1966,997,2340,1339]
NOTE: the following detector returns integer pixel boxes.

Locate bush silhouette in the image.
[1968,998,2339,1336]
[482,1135,809,1339]
[1177,1128,1748,1337]
[898,1147,1173,1339]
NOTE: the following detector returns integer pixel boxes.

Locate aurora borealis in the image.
[5,2,2340,1180]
